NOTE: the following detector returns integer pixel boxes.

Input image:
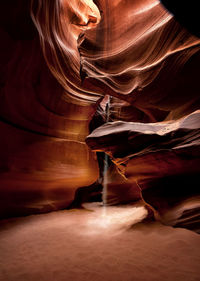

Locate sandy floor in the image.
[0,203,200,281]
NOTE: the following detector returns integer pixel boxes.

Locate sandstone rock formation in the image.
[86,111,200,232]
[0,0,100,217]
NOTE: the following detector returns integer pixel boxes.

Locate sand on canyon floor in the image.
[0,203,200,281]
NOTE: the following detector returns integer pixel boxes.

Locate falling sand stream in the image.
[102,95,110,210]
[84,96,148,229]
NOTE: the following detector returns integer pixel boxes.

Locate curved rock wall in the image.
[0,0,99,217]
[0,0,200,224]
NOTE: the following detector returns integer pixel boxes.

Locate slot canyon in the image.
[0,1,200,281]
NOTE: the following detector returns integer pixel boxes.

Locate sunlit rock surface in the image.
[0,0,200,225]
[0,0,99,217]
[86,111,200,232]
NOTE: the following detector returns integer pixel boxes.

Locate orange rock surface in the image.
[0,0,200,221]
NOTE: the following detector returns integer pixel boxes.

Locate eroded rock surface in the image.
[0,0,200,222]
[0,0,100,217]
[86,111,200,232]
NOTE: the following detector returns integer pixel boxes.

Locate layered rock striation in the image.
[86,111,200,232]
